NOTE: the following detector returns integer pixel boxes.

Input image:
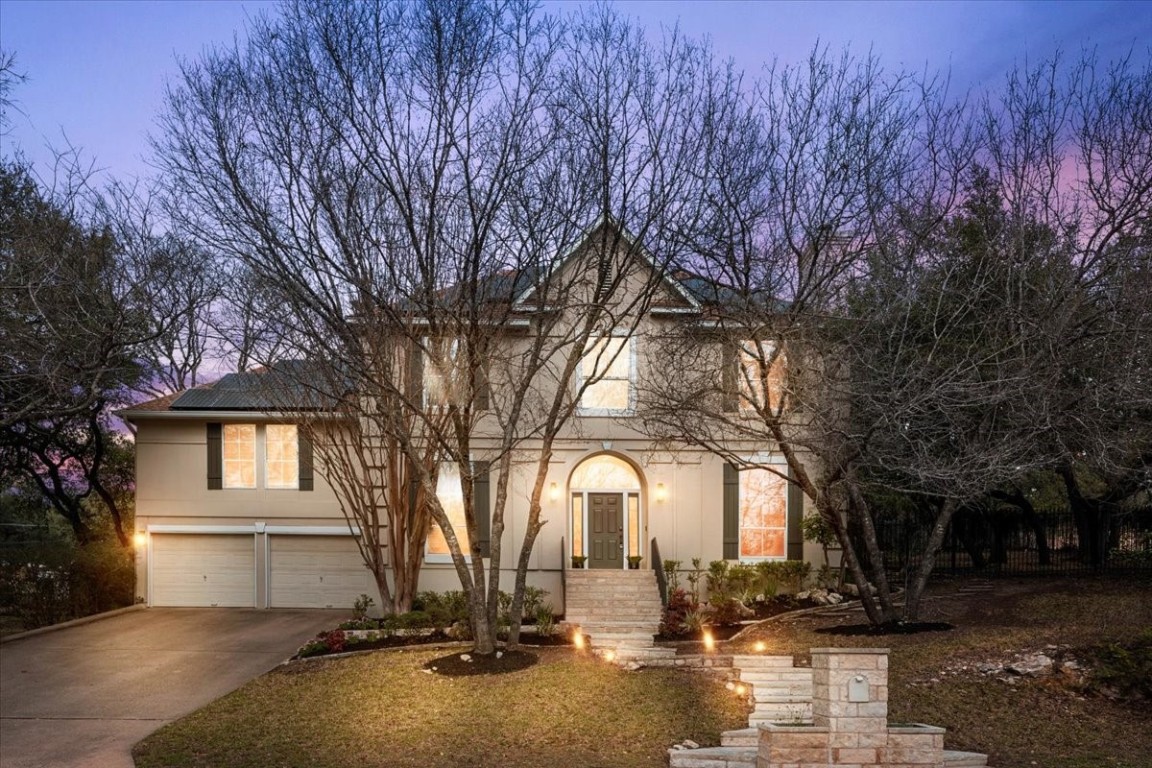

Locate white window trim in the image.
[264,424,300,491]
[576,335,637,416]
[222,423,258,490]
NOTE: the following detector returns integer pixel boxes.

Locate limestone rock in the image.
[1007,653,1053,676]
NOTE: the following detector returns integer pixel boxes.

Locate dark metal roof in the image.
[169,361,336,411]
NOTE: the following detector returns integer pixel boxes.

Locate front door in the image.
[588,493,623,569]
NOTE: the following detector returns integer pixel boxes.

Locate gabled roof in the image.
[511,216,702,314]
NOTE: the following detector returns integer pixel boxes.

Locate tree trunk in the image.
[1059,465,1105,567]
[903,498,958,620]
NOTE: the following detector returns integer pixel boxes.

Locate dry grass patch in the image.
[133,647,748,768]
[732,578,1152,768]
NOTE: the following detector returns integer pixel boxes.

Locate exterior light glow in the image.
[703,629,715,652]
[573,630,585,650]
[603,650,616,662]
[549,482,560,502]
[133,531,147,548]
[735,683,747,696]
[655,482,667,503]
[754,641,767,652]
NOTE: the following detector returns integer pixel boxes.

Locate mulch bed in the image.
[424,649,538,676]
[295,630,571,660]
[814,621,955,636]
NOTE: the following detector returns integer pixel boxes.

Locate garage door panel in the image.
[270,536,373,609]
[152,534,255,607]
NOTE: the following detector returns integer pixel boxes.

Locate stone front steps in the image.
[669,744,992,768]
[563,569,662,653]
[669,746,756,768]
[731,654,814,726]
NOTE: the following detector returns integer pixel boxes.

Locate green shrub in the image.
[414,590,470,626]
[352,593,375,619]
[662,559,682,594]
[521,586,548,618]
[535,604,555,638]
[0,540,134,630]
[1088,629,1152,700]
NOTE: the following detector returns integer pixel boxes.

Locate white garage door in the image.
[269,535,374,609]
[151,534,255,607]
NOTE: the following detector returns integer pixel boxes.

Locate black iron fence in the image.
[876,506,1152,579]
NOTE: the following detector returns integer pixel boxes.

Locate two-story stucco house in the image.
[122,223,816,613]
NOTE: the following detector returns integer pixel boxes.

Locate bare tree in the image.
[639,46,980,625]
[641,47,1152,624]
[154,0,741,651]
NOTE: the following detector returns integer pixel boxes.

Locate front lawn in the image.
[133,646,748,768]
[134,579,1152,768]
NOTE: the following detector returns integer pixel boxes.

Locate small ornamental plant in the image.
[321,629,347,653]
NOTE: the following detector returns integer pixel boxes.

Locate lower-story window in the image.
[426,463,470,560]
[739,468,787,559]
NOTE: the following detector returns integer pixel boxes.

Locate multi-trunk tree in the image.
[155,0,747,650]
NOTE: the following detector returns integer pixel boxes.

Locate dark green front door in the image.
[588,493,623,569]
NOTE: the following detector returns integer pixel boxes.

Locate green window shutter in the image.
[721,342,737,412]
[408,343,424,403]
[206,423,223,490]
[723,463,739,559]
[474,366,490,411]
[473,461,491,558]
[298,429,314,491]
[786,467,803,560]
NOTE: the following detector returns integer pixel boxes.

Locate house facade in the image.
[124,226,819,612]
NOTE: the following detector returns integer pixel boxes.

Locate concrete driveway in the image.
[0,607,344,768]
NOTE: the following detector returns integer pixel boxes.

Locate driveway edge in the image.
[1,604,147,644]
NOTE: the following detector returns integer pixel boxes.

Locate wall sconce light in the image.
[133,531,147,548]
[655,483,667,503]
[549,482,560,502]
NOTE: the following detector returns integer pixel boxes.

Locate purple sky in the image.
[2,0,1150,183]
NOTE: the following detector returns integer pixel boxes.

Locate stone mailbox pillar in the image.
[758,647,946,768]
[811,647,890,740]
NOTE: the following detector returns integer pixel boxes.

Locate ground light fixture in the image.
[754,640,767,652]
[573,629,585,650]
[603,650,616,662]
[703,629,715,652]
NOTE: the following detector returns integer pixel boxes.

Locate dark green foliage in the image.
[0,539,135,629]
[1086,629,1152,701]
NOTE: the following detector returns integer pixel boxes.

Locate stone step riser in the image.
[668,747,756,768]
[746,687,815,699]
[720,729,758,748]
[730,656,797,668]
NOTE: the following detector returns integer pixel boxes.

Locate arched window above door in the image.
[570,454,641,490]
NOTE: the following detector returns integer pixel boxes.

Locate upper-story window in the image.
[736,340,785,412]
[222,424,257,489]
[265,424,299,489]
[423,338,457,408]
[578,336,634,413]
